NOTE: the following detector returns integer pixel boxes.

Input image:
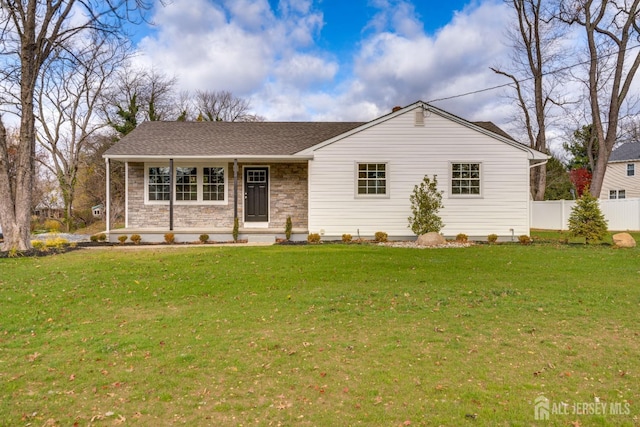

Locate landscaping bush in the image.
[118,235,128,244]
[164,233,175,244]
[307,233,321,243]
[31,240,46,251]
[374,231,388,243]
[97,233,107,242]
[44,219,62,232]
[285,216,292,241]
[408,174,444,235]
[518,235,531,245]
[342,233,352,243]
[199,234,209,244]
[487,234,498,243]
[130,234,142,244]
[45,236,69,249]
[456,233,468,242]
[90,235,99,242]
[233,217,239,242]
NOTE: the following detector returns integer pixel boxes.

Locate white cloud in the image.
[134,0,519,125]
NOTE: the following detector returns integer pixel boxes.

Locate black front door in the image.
[244,167,269,222]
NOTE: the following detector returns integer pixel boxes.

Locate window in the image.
[146,164,226,204]
[451,163,481,195]
[627,164,635,176]
[175,167,197,201]
[357,163,387,195]
[203,167,225,201]
[148,167,171,201]
[610,190,626,199]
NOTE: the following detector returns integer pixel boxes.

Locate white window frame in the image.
[144,162,228,205]
[449,162,482,198]
[609,189,626,199]
[355,162,390,198]
[627,163,635,177]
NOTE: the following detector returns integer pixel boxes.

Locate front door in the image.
[244,167,269,222]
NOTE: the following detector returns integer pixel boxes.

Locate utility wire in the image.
[426,43,640,104]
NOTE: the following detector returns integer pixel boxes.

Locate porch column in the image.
[233,159,238,219]
[169,158,174,231]
[125,162,129,228]
[105,158,110,234]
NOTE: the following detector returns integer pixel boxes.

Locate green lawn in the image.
[1,243,639,426]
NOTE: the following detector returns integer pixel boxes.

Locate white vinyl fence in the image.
[531,198,640,231]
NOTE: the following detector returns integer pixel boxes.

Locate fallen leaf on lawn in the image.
[26,352,40,362]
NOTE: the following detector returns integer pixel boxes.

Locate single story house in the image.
[103,101,548,243]
[599,143,640,199]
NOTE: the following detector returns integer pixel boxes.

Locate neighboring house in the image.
[103,101,548,243]
[599,143,640,200]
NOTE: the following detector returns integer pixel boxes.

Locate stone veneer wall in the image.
[126,162,308,229]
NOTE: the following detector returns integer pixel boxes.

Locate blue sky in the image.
[132,0,515,125]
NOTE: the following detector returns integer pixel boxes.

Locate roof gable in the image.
[297,101,547,160]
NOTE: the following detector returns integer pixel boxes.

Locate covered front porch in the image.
[104,159,310,243]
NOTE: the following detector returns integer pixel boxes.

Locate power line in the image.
[426,43,640,104]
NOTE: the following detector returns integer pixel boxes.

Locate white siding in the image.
[308,107,532,239]
[600,161,640,199]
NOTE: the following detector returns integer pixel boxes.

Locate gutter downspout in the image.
[169,158,174,231]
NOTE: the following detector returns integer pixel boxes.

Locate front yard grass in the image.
[0,243,638,426]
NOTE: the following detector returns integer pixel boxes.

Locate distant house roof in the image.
[103,121,364,158]
[609,143,640,162]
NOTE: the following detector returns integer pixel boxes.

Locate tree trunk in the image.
[531,166,547,201]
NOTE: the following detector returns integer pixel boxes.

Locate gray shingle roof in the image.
[609,143,640,162]
[103,116,516,159]
[104,121,365,158]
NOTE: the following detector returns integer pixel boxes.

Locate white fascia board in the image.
[103,154,313,162]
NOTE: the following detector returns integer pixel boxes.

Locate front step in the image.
[245,234,276,244]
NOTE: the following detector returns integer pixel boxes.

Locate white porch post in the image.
[105,158,111,234]
[125,162,129,228]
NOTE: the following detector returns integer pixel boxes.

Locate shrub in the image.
[31,240,46,250]
[44,219,62,232]
[130,234,142,244]
[199,234,209,244]
[232,217,239,242]
[307,233,321,243]
[342,233,352,243]
[90,235,99,242]
[118,235,128,244]
[285,216,293,241]
[518,235,531,245]
[487,234,498,243]
[568,189,608,244]
[164,233,175,244]
[408,175,444,235]
[374,231,388,243]
[45,236,69,249]
[97,233,107,242]
[456,233,468,242]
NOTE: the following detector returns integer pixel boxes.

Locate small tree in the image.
[568,189,608,244]
[408,175,444,235]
